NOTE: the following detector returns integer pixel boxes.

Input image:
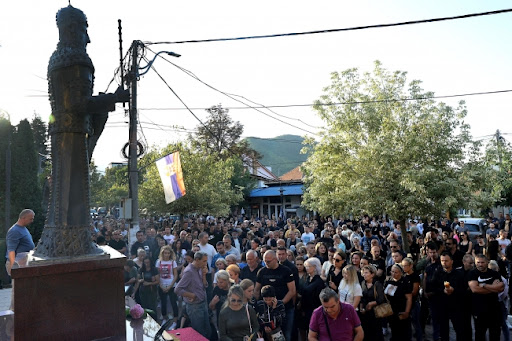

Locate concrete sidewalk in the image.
[0,289,11,312]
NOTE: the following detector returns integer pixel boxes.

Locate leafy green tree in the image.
[139,143,243,216]
[477,133,512,210]
[190,104,261,160]
[30,114,49,177]
[0,117,13,234]
[89,162,129,209]
[11,119,44,240]
[89,160,106,208]
[302,62,481,251]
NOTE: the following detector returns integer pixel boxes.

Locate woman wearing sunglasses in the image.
[458,231,473,255]
[219,285,260,341]
[326,250,346,293]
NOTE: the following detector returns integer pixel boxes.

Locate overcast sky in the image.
[1,1,511,170]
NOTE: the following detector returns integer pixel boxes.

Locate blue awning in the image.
[249,184,303,198]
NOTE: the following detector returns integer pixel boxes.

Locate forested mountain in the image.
[246,134,306,177]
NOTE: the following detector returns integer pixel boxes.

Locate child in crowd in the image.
[256,285,286,341]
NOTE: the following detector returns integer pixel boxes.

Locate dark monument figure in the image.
[34,5,129,258]
[10,5,129,340]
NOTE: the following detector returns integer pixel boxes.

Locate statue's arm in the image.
[88,86,129,113]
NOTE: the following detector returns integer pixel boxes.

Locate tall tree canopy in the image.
[302,62,482,248]
[190,104,261,160]
[139,143,243,217]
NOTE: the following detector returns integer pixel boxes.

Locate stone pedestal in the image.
[11,246,126,341]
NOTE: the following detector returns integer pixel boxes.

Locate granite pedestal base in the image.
[11,246,126,341]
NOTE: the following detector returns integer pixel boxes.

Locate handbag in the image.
[373,284,393,318]
[269,329,285,341]
[245,304,265,341]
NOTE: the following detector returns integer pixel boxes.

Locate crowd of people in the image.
[93,212,512,341]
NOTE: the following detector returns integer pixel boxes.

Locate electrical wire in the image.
[137,61,257,172]
[145,46,318,135]
[139,89,512,111]
[145,8,512,45]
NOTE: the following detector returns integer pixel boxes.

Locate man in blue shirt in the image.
[6,209,35,311]
[6,209,35,275]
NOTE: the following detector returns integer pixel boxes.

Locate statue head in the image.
[56,5,90,48]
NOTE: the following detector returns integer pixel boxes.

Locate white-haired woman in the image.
[350,236,364,254]
[338,264,362,309]
[298,257,324,339]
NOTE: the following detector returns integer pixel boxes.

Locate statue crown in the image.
[56,5,87,28]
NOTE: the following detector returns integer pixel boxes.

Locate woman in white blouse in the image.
[338,264,362,309]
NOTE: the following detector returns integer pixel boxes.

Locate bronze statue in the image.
[34,5,129,258]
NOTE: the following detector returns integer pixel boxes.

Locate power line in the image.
[105,121,306,144]
[145,8,512,45]
[138,61,257,171]
[139,89,512,111]
[145,46,318,135]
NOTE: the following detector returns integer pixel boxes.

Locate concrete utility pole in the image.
[496,129,502,165]
[128,40,140,237]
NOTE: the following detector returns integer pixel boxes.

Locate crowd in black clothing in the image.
[92,212,512,341]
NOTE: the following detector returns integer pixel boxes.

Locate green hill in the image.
[246,134,307,177]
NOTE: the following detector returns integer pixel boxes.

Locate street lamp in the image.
[138,50,180,76]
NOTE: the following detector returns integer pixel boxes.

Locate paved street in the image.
[0,289,10,312]
[0,285,510,340]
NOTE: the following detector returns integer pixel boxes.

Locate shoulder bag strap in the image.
[246,304,253,334]
[322,311,333,341]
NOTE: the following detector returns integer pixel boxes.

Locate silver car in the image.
[457,218,486,242]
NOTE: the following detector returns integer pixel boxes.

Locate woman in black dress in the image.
[458,231,473,255]
[139,256,159,320]
[359,264,385,341]
[298,257,324,340]
[326,250,346,293]
[384,264,412,341]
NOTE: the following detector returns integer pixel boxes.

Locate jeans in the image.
[501,300,510,341]
[283,305,295,341]
[410,300,423,341]
[428,299,441,341]
[185,300,211,339]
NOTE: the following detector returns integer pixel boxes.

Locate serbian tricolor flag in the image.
[156,152,186,204]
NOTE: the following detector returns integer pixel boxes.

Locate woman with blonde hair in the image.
[240,278,256,309]
[218,285,259,341]
[156,245,178,326]
[227,263,241,284]
[338,264,362,309]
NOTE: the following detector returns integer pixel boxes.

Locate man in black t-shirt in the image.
[369,245,386,283]
[255,250,296,341]
[444,238,464,269]
[277,247,299,290]
[468,254,503,341]
[108,229,127,254]
[130,230,151,259]
[432,252,465,341]
[423,242,443,341]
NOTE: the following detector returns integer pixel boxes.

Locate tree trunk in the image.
[400,218,410,253]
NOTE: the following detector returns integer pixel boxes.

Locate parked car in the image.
[90,208,98,218]
[457,218,486,242]
[97,207,107,217]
